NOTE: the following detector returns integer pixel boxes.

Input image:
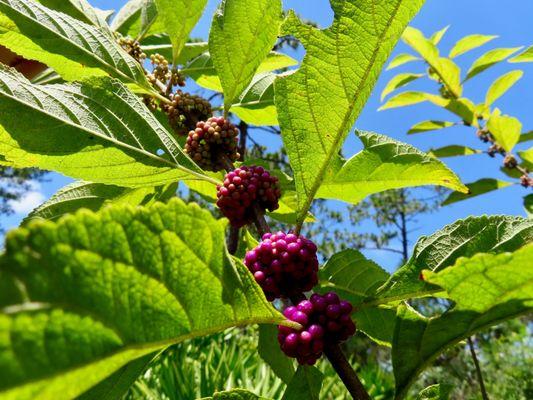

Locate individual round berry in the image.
[244,232,319,300]
[277,293,356,365]
[162,90,212,136]
[216,166,281,227]
[185,117,240,171]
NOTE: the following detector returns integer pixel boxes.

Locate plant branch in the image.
[323,343,371,400]
[468,336,489,400]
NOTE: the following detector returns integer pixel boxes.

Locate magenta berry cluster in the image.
[216,166,281,228]
[278,293,355,365]
[244,232,319,301]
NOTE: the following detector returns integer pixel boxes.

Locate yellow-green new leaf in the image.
[209,0,281,112]
[518,147,533,165]
[465,47,522,81]
[154,0,208,64]
[448,34,498,58]
[0,67,214,188]
[408,120,455,134]
[381,73,423,101]
[428,145,481,158]
[275,0,426,230]
[430,25,449,45]
[0,0,150,88]
[485,70,523,106]
[379,91,430,110]
[386,53,421,70]
[509,45,533,63]
[36,0,111,31]
[0,199,287,400]
[316,131,467,205]
[443,178,512,206]
[487,111,522,152]
[110,0,166,38]
[393,245,533,399]
[401,27,462,97]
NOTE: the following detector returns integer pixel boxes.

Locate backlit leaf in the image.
[465,47,522,81]
[428,145,480,158]
[508,45,533,63]
[408,120,455,134]
[316,131,467,205]
[487,111,522,152]
[442,178,512,205]
[275,0,425,229]
[386,53,420,70]
[381,73,423,101]
[485,70,523,106]
[209,0,282,111]
[448,34,497,58]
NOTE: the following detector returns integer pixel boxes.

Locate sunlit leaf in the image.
[465,47,522,81]
[386,53,420,70]
[485,70,523,106]
[0,199,288,400]
[381,73,423,101]
[282,365,323,400]
[393,245,533,399]
[448,34,497,58]
[487,111,522,152]
[209,0,282,111]
[442,178,513,205]
[258,324,295,384]
[508,45,533,63]
[317,131,467,205]
[428,145,481,158]
[429,25,449,45]
[408,120,455,134]
[275,0,425,229]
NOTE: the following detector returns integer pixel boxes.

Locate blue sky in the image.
[3,0,532,270]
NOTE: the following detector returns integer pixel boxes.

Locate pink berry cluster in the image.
[216,166,281,228]
[244,232,319,301]
[278,293,355,365]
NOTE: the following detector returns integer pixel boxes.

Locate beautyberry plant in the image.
[0,1,530,400]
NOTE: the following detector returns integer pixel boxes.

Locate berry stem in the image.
[323,342,371,400]
[227,226,240,255]
[251,204,271,236]
[468,336,490,400]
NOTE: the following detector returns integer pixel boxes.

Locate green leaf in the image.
[36,0,111,31]
[393,245,533,399]
[77,352,157,400]
[465,47,522,81]
[386,53,420,70]
[24,181,178,223]
[231,73,277,126]
[448,34,497,58]
[380,73,423,101]
[141,36,208,65]
[518,146,533,165]
[487,111,522,152]
[185,52,296,92]
[0,198,289,400]
[524,194,533,217]
[428,145,480,158]
[509,45,533,63]
[353,305,396,347]
[443,178,512,205]
[379,91,429,110]
[0,0,150,88]
[281,365,323,400]
[110,0,165,39]
[258,324,295,384]
[0,67,214,188]
[319,249,389,306]
[518,131,533,144]
[485,70,523,106]
[416,384,453,400]
[316,131,467,205]
[201,389,270,400]
[401,27,462,97]
[408,120,455,134]
[376,215,533,304]
[275,0,425,229]
[154,0,208,64]
[209,0,281,112]
[430,25,449,45]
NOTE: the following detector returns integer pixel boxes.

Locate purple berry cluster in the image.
[216,166,281,228]
[185,117,240,171]
[278,293,355,365]
[244,232,319,301]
